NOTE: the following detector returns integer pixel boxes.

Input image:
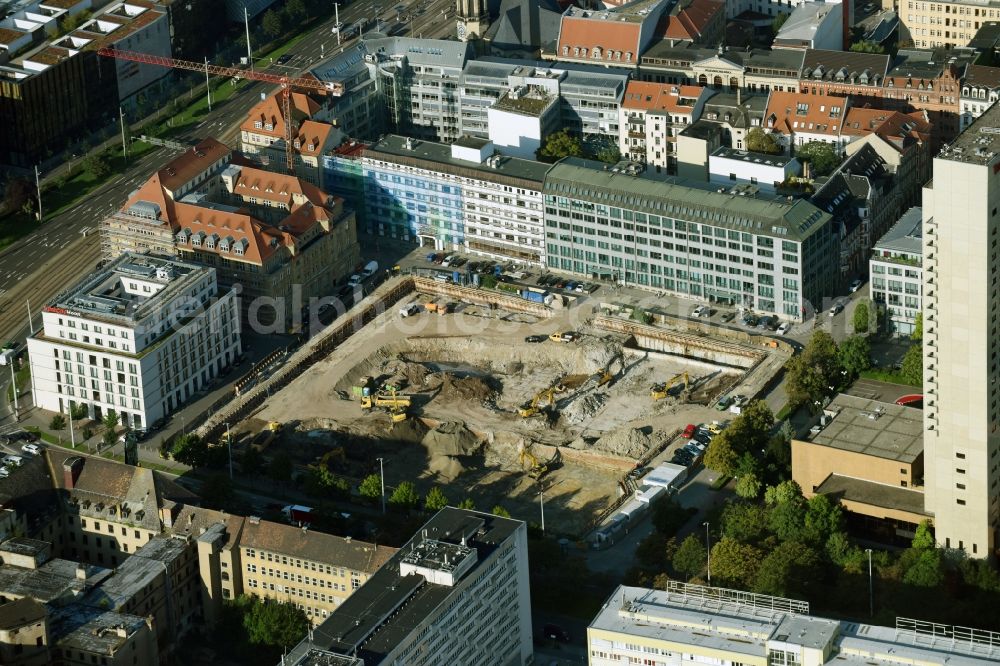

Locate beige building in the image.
[0,598,48,666]
[50,607,158,666]
[792,394,928,541]
[891,0,999,48]
[922,100,1000,557]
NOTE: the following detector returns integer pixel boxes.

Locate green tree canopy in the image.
[704,430,739,475]
[595,146,621,164]
[358,474,383,501]
[771,11,790,33]
[424,486,449,512]
[912,520,935,550]
[304,465,350,499]
[853,300,870,333]
[85,153,111,180]
[795,141,841,177]
[491,505,511,518]
[261,9,285,38]
[838,335,871,378]
[803,494,844,543]
[901,344,923,386]
[746,128,782,155]
[103,409,119,431]
[735,472,763,499]
[672,534,707,580]
[721,501,771,544]
[785,330,842,407]
[901,548,945,587]
[50,414,66,430]
[753,540,821,597]
[457,497,476,510]
[538,129,584,162]
[710,537,763,587]
[242,597,308,649]
[911,312,923,341]
[171,433,208,467]
[765,479,804,506]
[388,481,420,510]
[850,40,886,53]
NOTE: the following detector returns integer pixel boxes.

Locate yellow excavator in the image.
[389,405,408,423]
[361,390,412,410]
[519,387,557,417]
[519,448,549,479]
[651,372,690,400]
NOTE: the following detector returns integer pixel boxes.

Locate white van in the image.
[362,261,379,278]
[399,303,420,317]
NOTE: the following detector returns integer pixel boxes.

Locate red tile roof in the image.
[294,120,336,156]
[158,137,231,192]
[622,82,705,113]
[557,15,643,62]
[662,0,723,40]
[841,107,931,145]
[765,91,848,137]
[241,91,322,139]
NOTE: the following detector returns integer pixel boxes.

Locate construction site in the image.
[212,277,790,536]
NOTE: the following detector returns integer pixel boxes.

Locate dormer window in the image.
[574,47,580,56]
[562,46,569,55]
[254,120,262,129]
[264,123,274,131]
[593,47,602,59]
[192,232,204,246]
[626,52,632,62]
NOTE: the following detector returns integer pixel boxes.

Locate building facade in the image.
[543,157,837,320]
[282,507,533,666]
[618,82,711,174]
[26,254,240,430]
[920,102,1000,557]
[870,207,923,336]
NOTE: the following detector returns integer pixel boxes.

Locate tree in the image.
[424,486,449,512]
[785,331,842,407]
[101,429,117,451]
[267,453,293,485]
[242,597,309,649]
[900,344,923,386]
[912,520,935,550]
[765,479,804,506]
[746,127,782,155]
[240,447,265,477]
[710,537,762,587]
[2,178,34,214]
[388,481,420,511]
[103,409,119,431]
[537,129,583,162]
[771,11,790,34]
[283,0,307,22]
[201,473,235,508]
[704,431,739,475]
[358,474,383,501]
[795,141,840,177]
[911,312,923,341]
[838,335,871,378]
[902,548,945,587]
[304,465,349,499]
[753,540,821,596]
[803,493,844,544]
[769,500,807,542]
[84,153,111,180]
[262,9,285,38]
[735,472,763,499]
[672,534,706,580]
[70,402,89,421]
[491,505,511,518]
[850,40,886,53]
[171,433,208,467]
[595,146,621,164]
[853,300,870,333]
[457,497,476,510]
[50,414,66,430]
[721,501,771,543]
[731,400,775,453]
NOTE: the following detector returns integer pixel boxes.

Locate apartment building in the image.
[589,582,999,666]
[921,100,1000,557]
[870,207,923,335]
[26,254,240,430]
[798,49,890,101]
[618,81,712,174]
[0,597,47,666]
[763,91,852,153]
[841,110,932,211]
[960,63,1000,130]
[0,0,171,167]
[361,135,551,263]
[883,50,968,145]
[552,1,669,68]
[895,0,1000,48]
[282,507,533,666]
[101,139,360,328]
[543,157,838,319]
[773,2,845,50]
[708,147,801,193]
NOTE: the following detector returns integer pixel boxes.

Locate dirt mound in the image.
[422,421,481,457]
[560,393,608,425]
[387,418,429,444]
[402,361,431,387]
[592,427,652,459]
[426,454,465,482]
[438,373,499,403]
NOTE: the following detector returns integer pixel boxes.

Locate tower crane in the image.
[97,47,345,173]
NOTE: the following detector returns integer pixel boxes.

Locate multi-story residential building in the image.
[487,84,561,159]
[101,138,360,328]
[883,49,968,146]
[282,507,533,666]
[893,0,1000,49]
[698,91,770,151]
[727,0,850,20]
[960,63,1000,130]
[0,597,48,666]
[773,2,845,50]
[870,207,923,335]
[552,0,670,68]
[361,135,551,262]
[798,49,890,101]
[708,147,801,193]
[26,253,241,430]
[543,157,838,319]
[763,91,852,152]
[240,91,342,185]
[921,101,1000,557]
[0,0,171,167]
[589,582,999,665]
[660,0,726,45]
[618,82,712,174]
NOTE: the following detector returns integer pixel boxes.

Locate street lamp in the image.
[377,457,386,514]
[866,548,874,617]
[703,521,711,586]
[9,363,19,422]
[225,422,233,480]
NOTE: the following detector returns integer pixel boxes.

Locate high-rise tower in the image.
[921,105,1000,557]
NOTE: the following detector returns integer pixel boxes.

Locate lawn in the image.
[7,361,30,402]
[859,368,921,387]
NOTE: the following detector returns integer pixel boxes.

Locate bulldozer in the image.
[518,448,549,480]
[388,405,408,423]
[519,387,557,418]
[651,372,690,401]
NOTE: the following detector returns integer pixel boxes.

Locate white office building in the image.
[27,254,240,431]
[282,507,533,666]
[921,102,1000,557]
[869,207,922,336]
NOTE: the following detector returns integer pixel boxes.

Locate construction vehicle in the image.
[518,448,549,479]
[389,406,408,423]
[250,422,282,453]
[651,372,690,400]
[360,391,412,409]
[519,387,557,417]
[97,48,344,173]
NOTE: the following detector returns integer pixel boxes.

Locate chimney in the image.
[63,457,85,489]
[736,87,742,106]
[75,564,87,581]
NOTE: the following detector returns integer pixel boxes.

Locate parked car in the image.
[0,467,8,479]
[777,322,792,335]
[692,305,708,317]
[2,455,23,468]
[716,395,733,411]
[849,279,863,293]
[742,313,759,327]
[433,273,451,283]
[721,312,736,323]
[543,624,570,643]
[682,423,697,438]
[20,443,41,456]
[828,303,844,317]
[524,335,546,343]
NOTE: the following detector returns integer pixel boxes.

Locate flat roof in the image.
[82,536,188,611]
[545,157,831,242]
[842,378,922,405]
[873,207,922,255]
[806,394,923,464]
[0,537,48,557]
[294,508,522,664]
[51,605,148,655]
[711,147,796,168]
[0,558,110,604]
[493,87,557,116]
[364,134,552,185]
[816,474,928,516]
[939,92,1000,164]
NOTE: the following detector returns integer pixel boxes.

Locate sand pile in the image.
[422,421,481,457]
[560,393,607,425]
[437,373,499,403]
[592,427,653,458]
[387,418,429,444]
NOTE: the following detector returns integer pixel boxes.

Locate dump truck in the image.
[360,392,412,409]
[250,422,281,453]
